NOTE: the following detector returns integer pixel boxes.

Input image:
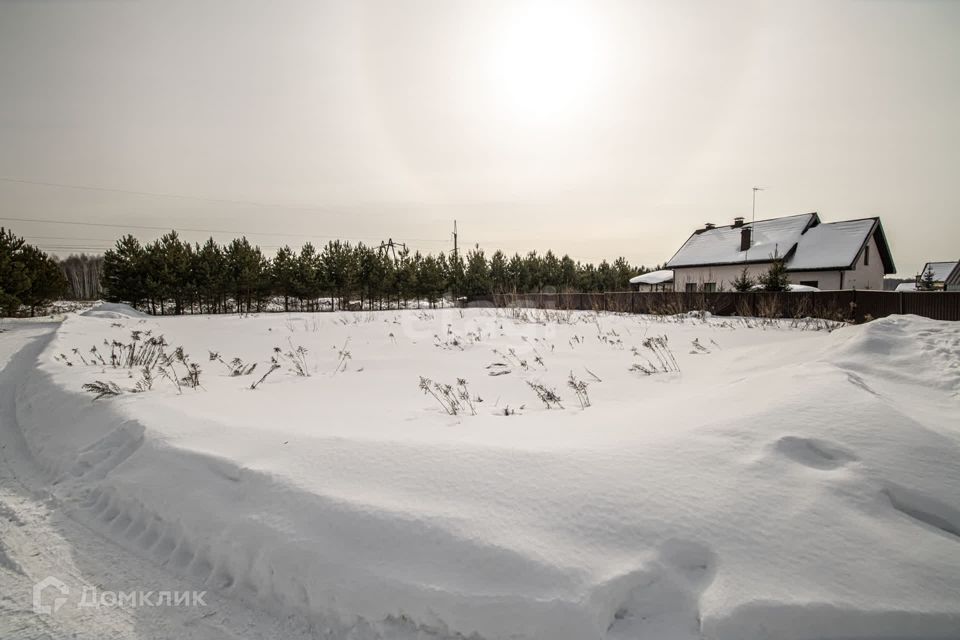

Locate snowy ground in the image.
[2,305,959,639]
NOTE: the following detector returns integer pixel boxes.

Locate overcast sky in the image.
[1,0,957,275]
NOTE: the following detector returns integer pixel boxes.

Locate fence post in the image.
[898,291,903,315]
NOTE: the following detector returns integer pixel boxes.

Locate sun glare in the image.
[488,2,609,125]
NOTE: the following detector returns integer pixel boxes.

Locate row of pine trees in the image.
[103,232,652,314]
[0,228,69,316]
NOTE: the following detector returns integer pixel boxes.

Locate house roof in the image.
[666,213,818,269]
[665,213,895,274]
[788,218,887,271]
[629,269,674,285]
[946,262,960,287]
[921,261,959,282]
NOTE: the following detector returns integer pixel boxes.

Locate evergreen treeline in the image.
[103,231,652,314]
[0,228,69,316]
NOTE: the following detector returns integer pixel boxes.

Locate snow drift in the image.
[80,301,150,319]
[12,310,960,639]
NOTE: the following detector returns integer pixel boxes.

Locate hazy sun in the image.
[488,2,609,124]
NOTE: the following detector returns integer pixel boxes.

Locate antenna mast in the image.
[751,187,764,232]
[452,220,458,261]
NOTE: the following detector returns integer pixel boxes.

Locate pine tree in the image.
[195,238,226,313]
[758,259,790,292]
[225,237,266,313]
[18,245,67,315]
[612,257,634,290]
[918,267,937,291]
[321,240,355,310]
[102,235,146,309]
[418,254,443,307]
[597,260,615,292]
[489,250,509,294]
[463,249,491,297]
[0,228,67,316]
[272,246,297,311]
[732,266,755,292]
[560,255,577,291]
[541,251,561,291]
[0,228,29,315]
[447,251,465,299]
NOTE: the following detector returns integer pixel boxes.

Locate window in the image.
[799,280,818,288]
[864,244,870,266]
[685,282,697,293]
[703,282,716,292]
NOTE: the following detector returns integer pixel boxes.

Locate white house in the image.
[917,261,958,290]
[665,212,895,292]
[629,269,674,291]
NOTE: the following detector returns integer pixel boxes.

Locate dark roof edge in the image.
[863,219,896,274]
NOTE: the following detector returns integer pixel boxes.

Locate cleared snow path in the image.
[0,324,325,640]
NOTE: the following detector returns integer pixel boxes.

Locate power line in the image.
[24,235,121,243]
[0,176,347,212]
[0,215,450,245]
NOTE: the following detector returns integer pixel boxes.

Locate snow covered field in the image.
[3,305,960,639]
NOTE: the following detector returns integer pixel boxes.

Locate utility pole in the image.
[452,220,458,261]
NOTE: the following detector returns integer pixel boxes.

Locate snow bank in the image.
[80,301,149,319]
[13,310,960,639]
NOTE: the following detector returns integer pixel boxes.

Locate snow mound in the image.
[829,314,960,394]
[80,302,150,319]
[12,311,960,639]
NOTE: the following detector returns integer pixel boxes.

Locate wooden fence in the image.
[463,291,960,323]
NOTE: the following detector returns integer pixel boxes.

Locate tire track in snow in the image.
[0,324,321,640]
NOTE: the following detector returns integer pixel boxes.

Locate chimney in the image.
[740,226,752,252]
[733,217,744,228]
[704,222,715,231]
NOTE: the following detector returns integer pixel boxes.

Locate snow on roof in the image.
[920,261,959,281]
[629,269,673,285]
[895,282,918,292]
[751,283,821,292]
[666,213,816,268]
[787,219,877,270]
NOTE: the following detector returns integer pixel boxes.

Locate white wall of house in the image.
[788,271,843,289]
[672,264,767,292]
[840,233,885,290]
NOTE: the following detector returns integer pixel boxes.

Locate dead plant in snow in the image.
[690,338,710,354]
[209,351,257,376]
[250,363,281,390]
[567,372,591,409]
[526,381,563,409]
[81,380,123,401]
[286,338,310,378]
[630,335,680,375]
[132,367,155,393]
[333,338,352,374]
[418,376,477,416]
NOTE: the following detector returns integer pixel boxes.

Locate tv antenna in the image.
[752,186,764,228]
